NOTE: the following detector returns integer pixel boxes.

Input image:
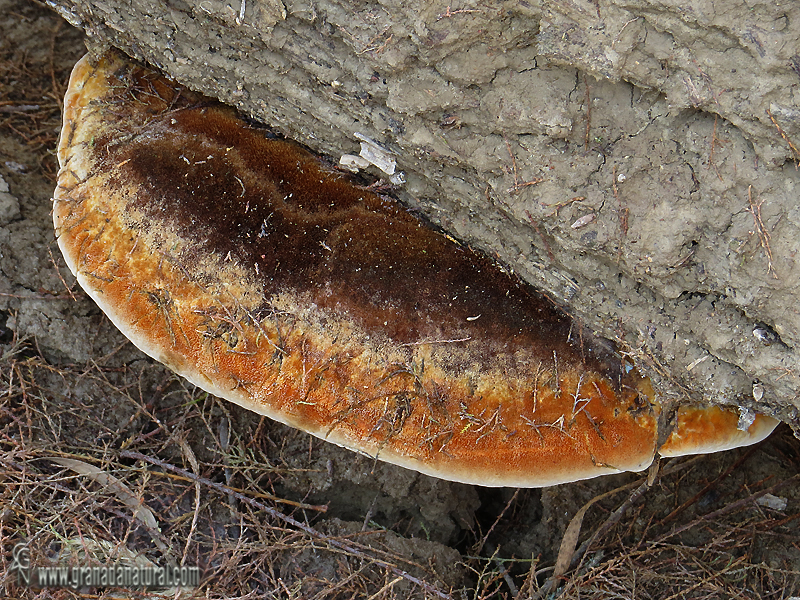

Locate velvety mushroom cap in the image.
[660,406,778,457]
[54,51,778,487]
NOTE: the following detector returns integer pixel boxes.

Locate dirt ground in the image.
[1,0,799,598]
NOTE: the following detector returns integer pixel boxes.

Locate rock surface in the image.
[45,0,800,427]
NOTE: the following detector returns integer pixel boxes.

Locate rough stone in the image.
[43,0,800,430]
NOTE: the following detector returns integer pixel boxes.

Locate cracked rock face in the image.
[46,0,800,431]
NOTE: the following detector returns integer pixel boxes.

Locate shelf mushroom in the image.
[54,51,779,487]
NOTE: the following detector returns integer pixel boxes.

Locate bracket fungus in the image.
[54,51,779,487]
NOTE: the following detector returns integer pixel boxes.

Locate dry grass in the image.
[552,468,800,599]
[1,340,798,599]
[0,340,459,599]
[0,12,73,177]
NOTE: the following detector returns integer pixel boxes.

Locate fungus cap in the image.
[54,51,778,487]
[660,406,778,458]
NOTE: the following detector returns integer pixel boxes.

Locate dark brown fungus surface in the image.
[54,51,778,487]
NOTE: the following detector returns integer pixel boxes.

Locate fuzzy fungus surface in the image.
[54,51,778,487]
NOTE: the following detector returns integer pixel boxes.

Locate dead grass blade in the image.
[48,456,168,552]
[120,450,454,600]
[531,480,642,599]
